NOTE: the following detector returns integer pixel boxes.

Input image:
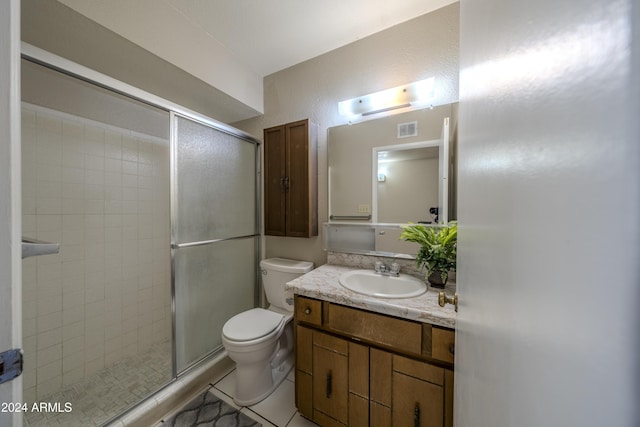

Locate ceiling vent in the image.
[397,121,418,138]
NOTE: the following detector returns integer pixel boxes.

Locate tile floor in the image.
[158,367,318,427]
[24,340,172,427]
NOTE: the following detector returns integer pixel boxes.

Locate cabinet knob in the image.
[449,344,455,355]
[438,291,458,312]
[304,307,311,315]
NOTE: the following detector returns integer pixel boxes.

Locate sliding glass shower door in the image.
[172,113,259,372]
[20,47,262,425]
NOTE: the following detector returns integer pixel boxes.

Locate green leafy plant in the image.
[400,221,457,283]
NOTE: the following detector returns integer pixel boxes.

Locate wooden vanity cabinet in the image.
[294,295,455,427]
[370,349,447,425]
[263,119,318,237]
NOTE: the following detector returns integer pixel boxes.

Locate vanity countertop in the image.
[286,263,456,329]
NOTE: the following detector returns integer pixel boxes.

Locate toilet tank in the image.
[260,258,314,312]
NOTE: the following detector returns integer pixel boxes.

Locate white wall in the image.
[235,3,460,267]
[456,0,640,425]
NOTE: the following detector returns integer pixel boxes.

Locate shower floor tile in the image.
[24,340,172,427]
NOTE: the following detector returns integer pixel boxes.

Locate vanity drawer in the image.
[295,295,323,326]
[327,303,423,355]
[432,326,455,363]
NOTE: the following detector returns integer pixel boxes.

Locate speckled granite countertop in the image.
[286,264,457,329]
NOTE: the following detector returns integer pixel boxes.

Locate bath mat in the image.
[163,386,261,427]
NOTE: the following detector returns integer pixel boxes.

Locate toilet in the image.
[221,257,314,406]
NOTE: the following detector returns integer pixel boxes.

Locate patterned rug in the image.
[164,387,261,427]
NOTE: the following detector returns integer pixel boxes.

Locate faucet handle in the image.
[390,262,401,275]
[374,261,383,272]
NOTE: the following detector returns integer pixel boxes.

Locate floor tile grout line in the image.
[211,384,235,402]
[283,410,298,427]
[244,407,278,427]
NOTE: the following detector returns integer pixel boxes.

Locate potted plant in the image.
[400,221,457,288]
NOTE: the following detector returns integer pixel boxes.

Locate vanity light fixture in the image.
[338,77,435,117]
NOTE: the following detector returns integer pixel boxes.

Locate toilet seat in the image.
[222,308,285,342]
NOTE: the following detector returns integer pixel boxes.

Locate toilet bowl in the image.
[221,258,313,406]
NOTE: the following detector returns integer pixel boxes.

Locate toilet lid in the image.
[222,308,285,342]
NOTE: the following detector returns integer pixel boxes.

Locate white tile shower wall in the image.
[21,103,172,403]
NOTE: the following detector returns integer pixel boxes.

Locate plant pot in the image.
[427,270,447,288]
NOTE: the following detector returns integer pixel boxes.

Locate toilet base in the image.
[233,353,293,406]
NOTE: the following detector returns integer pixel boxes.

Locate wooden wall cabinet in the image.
[294,295,455,427]
[264,119,318,237]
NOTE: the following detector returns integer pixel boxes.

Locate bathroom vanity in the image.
[287,264,456,427]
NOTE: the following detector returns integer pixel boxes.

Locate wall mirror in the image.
[328,103,457,225]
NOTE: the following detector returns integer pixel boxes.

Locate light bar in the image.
[338,77,435,116]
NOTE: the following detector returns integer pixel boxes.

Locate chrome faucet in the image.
[374,261,401,277]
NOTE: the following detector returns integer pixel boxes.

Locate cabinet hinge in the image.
[0,349,23,384]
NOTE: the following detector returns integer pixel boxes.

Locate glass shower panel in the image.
[172,113,259,373]
[21,59,172,427]
[174,238,257,370]
[174,115,257,243]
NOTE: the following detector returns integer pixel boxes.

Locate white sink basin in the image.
[339,270,427,299]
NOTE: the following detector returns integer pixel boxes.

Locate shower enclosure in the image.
[172,115,259,372]
[20,48,259,426]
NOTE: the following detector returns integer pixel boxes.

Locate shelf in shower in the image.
[21,237,60,259]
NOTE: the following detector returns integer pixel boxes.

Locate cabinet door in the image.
[392,371,444,427]
[285,119,317,237]
[349,342,370,427]
[313,332,349,424]
[264,120,317,237]
[369,348,392,427]
[264,125,286,236]
[295,325,314,419]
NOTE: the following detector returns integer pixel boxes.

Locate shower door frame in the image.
[20,42,262,381]
[169,111,262,374]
